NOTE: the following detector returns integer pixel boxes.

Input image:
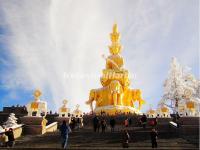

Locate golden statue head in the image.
[109,43,121,55]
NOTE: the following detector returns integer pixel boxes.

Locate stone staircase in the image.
[13,127,198,149]
[8,116,199,149]
[67,128,198,149]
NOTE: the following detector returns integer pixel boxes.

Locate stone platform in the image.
[20,116,47,135]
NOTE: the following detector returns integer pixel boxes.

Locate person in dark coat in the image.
[97,119,101,132]
[60,120,72,149]
[176,112,180,128]
[5,128,15,147]
[101,119,107,133]
[122,129,130,148]
[77,118,81,130]
[93,116,99,132]
[70,117,76,130]
[110,117,116,132]
[154,117,158,128]
[129,118,132,126]
[140,114,147,129]
[150,128,158,148]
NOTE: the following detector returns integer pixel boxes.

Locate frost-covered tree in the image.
[183,68,200,100]
[162,57,185,112]
[4,113,19,128]
[161,57,200,113]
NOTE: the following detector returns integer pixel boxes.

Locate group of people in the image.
[92,115,158,149]
[69,117,82,130]
[93,116,108,133]
[59,112,184,149]
[140,114,158,129]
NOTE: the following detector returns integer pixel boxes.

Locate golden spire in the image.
[34,89,42,100]
[111,24,120,42]
[109,23,122,55]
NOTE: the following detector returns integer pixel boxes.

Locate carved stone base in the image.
[20,116,47,135]
[94,105,141,115]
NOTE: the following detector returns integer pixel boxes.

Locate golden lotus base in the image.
[94,105,141,115]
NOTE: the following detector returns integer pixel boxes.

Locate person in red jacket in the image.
[125,118,129,127]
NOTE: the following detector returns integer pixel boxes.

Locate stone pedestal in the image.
[20,116,47,135]
[54,117,70,127]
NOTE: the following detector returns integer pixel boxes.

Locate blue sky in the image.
[0,0,199,113]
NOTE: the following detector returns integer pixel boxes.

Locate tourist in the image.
[176,112,180,128]
[154,117,158,128]
[150,128,158,148]
[125,118,129,127]
[60,120,72,149]
[70,118,76,130]
[97,119,101,132]
[149,119,155,127]
[110,117,116,132]
[101,119,107,133]
[129,118,132,126]
[93,115,99,132]
[176,112,180,119]
[140,114,147,129]
[0,133,4,147]
[122,129,130,148]
[77,118,81,130]
[5,128,15,147]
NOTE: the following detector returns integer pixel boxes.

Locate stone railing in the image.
[46,122,58,132]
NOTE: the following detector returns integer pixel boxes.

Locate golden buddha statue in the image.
[86,24,145,115]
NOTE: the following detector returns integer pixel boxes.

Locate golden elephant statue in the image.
[86,80,123,112]
[123,89,145,110]
[86,80,145,112]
